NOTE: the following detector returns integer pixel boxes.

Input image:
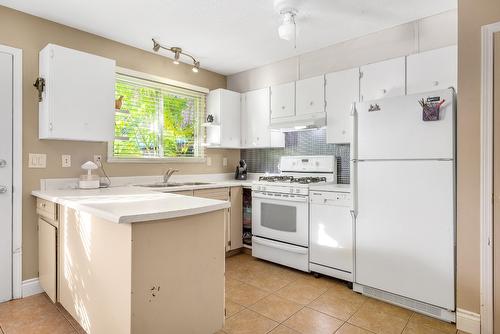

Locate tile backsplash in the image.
[241,128,350,184]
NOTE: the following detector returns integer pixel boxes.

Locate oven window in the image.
[261,203,297,232]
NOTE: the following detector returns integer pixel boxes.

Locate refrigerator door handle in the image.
[350,210,356,220]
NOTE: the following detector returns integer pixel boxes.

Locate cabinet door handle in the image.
[0,185,7,194]
[0,159,6,168]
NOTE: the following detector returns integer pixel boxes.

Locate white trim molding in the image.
[480,21,500,334]
[22,278,43,298]
[0,44,23,300]
[457,308,481,334]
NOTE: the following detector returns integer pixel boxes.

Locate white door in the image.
[296,75,325,116]
[252,192,309,246]
[407,45,458,95]
[326,68,359,144]
[0,51,13,302]
[360,57,406,101]
[246,88,271,147]
[309,192,353,273]
[240,93,248,147]
[219,89,241,148]
[355,160,455,310]
[270,82,295,120]
[356,89,455,160]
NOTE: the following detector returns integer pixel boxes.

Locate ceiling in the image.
[0,0,457,75]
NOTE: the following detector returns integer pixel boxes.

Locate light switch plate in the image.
[62,155,71,167]
[28,153,47,168]
[222,157,228,167]
[206,156,212,167]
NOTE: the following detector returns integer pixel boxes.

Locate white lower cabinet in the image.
[38,217,58,303]
[326,68,359,144]
[407,45,458,94]
[360,57,406,101]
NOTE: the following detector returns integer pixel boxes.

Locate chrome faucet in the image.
[163,168,179,184]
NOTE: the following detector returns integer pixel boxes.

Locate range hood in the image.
[269,111,326,132]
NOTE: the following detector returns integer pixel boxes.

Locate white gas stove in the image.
[251,156,336,272]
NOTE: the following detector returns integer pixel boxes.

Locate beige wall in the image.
[0,5,239,280]
[228,10,457,92]
[457,0,500,314]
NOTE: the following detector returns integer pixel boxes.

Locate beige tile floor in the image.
[0,253,464,334]
[221,253,462,334]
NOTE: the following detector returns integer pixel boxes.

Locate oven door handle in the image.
[253,237,308,254]
[252,192,308,202]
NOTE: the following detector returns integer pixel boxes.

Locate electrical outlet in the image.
[62,155,71,168]
[94,155,102,166]
[28,153,47,168]
[206,156,212,167]
[222,157,228,167]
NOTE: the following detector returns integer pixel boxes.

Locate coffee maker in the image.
[234,160,247,180]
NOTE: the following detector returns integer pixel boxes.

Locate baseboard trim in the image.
[456,308,480,334]
[22,278,43,298]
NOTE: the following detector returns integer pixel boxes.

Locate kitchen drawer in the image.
[36,198,58,223]
[193,188,229,201]
[170,190,194,196]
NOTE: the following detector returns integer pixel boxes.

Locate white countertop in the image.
[308,183,352,192]
[32,186,233,224]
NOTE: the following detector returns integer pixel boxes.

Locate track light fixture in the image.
[152,39,201,73]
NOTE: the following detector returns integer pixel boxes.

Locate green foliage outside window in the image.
[113,75,205,159]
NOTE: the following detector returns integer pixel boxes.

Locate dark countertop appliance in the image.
[234,160,247,180]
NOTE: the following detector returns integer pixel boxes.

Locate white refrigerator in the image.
[353,88,455,321]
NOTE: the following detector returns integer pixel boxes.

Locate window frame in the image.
[107,67,209,163]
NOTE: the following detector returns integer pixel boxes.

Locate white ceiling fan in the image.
[274,0,300,47]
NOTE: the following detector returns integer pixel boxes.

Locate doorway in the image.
[495,31,500,334]
[0,44,22,302]
[0,50,13,302]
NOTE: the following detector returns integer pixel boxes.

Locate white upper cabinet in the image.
[206,89,241,148]
[270,82,295,120]
[326,68,359,144]
[296,75,325,116]
[407,45,457,95]
[38,44,116,141]
[242,88,284,148]
[360,57,405,102]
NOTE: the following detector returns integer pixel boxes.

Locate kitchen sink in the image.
[137,182,211,188]
[136,183,184,188]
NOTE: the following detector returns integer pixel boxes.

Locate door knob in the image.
[0,160,6,168]
[0,186,8,194]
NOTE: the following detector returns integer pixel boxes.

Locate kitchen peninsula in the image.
[32,187,230,334]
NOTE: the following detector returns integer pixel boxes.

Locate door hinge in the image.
[359,71,363,79]
[228,240,232,246]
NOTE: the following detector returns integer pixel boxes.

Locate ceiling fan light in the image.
[278,22,295,41]
[278,11,296,41]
